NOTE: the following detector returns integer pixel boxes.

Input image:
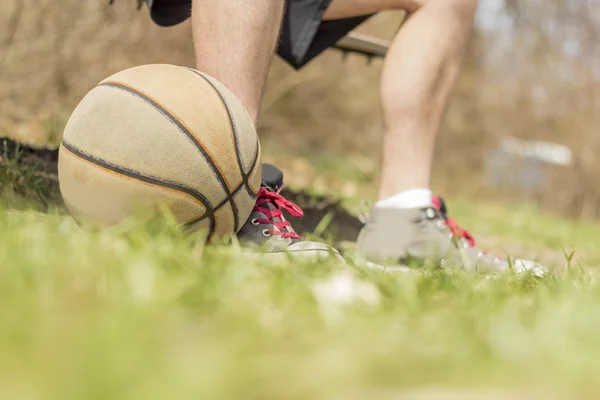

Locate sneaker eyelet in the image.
[426,208,437,219]
[262,229,271,237]
[437,220,446,229]
[251,218,259,226]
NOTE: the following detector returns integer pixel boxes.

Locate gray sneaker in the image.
[237,164,344,262]
[356,195,545,276]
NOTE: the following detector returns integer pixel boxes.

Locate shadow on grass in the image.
[281,188,363,245]
[0,139,363,244]
[1,138,61,210]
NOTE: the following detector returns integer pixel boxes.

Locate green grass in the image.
[3,143,600,398]
[0,140,59,210]
[5,143,600,400]
[2,200,600,399]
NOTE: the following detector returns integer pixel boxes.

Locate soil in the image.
[1,138,363,244]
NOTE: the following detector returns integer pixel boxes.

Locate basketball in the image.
[58,64,262,242]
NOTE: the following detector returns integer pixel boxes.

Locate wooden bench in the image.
[332,12,407,59]
[334,31,391,59]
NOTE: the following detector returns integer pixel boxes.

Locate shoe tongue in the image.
[257,164,300,239]
[261,200,281,222]
[259,200,298,239]
[432,195,449,220]
[261,163,284,192]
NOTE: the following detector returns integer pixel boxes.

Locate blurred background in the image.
[1,0,599,220]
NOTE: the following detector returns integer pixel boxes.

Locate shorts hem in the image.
[284,0,333,69]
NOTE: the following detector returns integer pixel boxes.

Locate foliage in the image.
[1,199,599,398]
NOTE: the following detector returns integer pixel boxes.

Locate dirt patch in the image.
[281,188,363,244]
[1,138,59,175]
[0,138,61,209]
[0,140,363,243]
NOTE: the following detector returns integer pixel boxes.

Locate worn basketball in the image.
[58,64,261,242]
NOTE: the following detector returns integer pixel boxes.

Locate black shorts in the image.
[145,0,371,69]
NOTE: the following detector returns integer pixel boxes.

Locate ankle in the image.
[376,188,432,209]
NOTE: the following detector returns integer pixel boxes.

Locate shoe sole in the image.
[244,247,346,264]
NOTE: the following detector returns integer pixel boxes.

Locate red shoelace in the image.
[432,196,476,248]
[253,187,303,239]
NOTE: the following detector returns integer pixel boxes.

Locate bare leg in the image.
[324,0,478,200]
[192,0,285,123]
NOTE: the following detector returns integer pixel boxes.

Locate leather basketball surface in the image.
[58,64,262,242]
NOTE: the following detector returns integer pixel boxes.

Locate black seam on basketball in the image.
[232,181,246,197]
[183,214,211,230]
[185,68,247,175]
[98,81,240,233]
[230,196,240,233]
[61,140,215,240]
[243,185,258,202]
[214,182,246,212]
[97,82,231,197]
[182,215,214,244]
[185,69,261,201]
[187,69,260,229]
[246,140,260,197]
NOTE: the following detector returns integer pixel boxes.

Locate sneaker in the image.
[356,195,545,276]
[237,164,344,262]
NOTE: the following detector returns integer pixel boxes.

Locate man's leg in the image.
[323,0,478,201]
[327,1,542,273]
[189,0,344,260]
[191,0,285,122]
